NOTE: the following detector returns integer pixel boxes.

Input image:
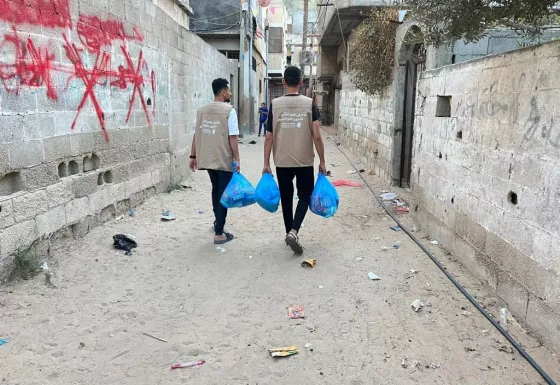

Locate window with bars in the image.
[219,50,240,60]
[252,57,257,71]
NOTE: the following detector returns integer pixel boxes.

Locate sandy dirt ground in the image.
[1,129,559,385]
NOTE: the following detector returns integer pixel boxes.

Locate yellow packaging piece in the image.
[301,259,316,268]
[269,346,299,357]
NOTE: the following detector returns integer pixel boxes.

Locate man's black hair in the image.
[212,78,229,96]
[284,66,301,87]
[261,102,265,105]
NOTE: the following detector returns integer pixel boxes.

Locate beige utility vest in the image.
[195,102,234,172]
[272,95,314,168]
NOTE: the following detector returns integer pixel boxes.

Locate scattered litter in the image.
[216,247,226,253]
[401,358,408,368]
[334,137,341,146]
[431,240,439,245]
[287,305,306,319]
[332,180,362,187]
[197,210,205,214]
[381,246,391,251]
[171,360,206,369]
[129,209,136,217]
[411,226,417,232]
[391,226,401,231]
[0,339,8,346]
[269,346,298,358]
[180,181,192,189]
[356,160,362,165]
[427,363,440,369]
[115,215,124,222]
[359,169,365,173]
[249,256,253,259]
[368,272,381,281]
[318,286,324,289]
[41,262,49,271]
[396,206,410,213]
[79,342,86,348]
[410,269,418,274]
[381,193,397,201]
[356,257,364,261]
[462,311,472,316]
[305,343,312,349]
[393,244,400,249]
[301,259,316,268]
[331,163,340,167]
[346,170,357,174]
[113,234,138,255]
[161,210,176,221]
[142,332,169,343]
[249,140,257,144]
[411,299,425,312]
[326,171,332,177]
[499,308,510,331]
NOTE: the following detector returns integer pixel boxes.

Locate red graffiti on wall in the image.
[0,10,157,142]
[77,15,143,52]
[0,0,72,28]
[63,35,113,141]
[0,28,59,100]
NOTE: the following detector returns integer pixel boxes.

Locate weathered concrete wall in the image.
[338,73,395,182]
[0,0,236,281]
[412,40,560,350]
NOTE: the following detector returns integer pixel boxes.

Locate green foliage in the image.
[11,244,41,280]
[402,0,559,46]
[350,9,399,95]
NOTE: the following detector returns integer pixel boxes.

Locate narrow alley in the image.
[1,133,559,385]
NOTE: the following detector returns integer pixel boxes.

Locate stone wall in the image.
[338,73,395,182]
[0,0,237,281]
[412,40,560,350]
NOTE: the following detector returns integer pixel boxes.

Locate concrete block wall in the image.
[338,73,395,182]
[412,40,560,351]
[0,0,237,281]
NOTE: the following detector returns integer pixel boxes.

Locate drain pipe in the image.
[333,142,557,385]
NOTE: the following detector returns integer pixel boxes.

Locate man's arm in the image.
[263,131,273,173]
[228,108,241,171]
[311,104,326,174]
[189,134,197,171]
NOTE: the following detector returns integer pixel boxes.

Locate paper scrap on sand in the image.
[368,272,381,280]
[269,346,299,357]
[301,259,316,268]
[287,305,305,319]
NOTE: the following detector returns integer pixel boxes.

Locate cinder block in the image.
[526,295,560,351]
[0,198,15,229]
[496,270,530,318]
[36,206,67,237]
[9,140,44,169]
[0,219,37,257]
[139,172,153,191]
[65,197,89,225]
[0,115,25,143]
[70,133,95,156]
[46,180,74,210]
[72,172,101,198]
[43,135,72,163]
[21,163,59,191]
[89,188,111,215]
[0,146,9,176]
[125,177,141,196]
[108,183,126,204]
[12,190,48,222]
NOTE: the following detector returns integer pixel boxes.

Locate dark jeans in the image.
[258,120,266,135]
[208,170,233,235]
[276,166,315,235]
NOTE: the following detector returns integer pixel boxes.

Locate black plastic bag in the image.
[113,234,137,255]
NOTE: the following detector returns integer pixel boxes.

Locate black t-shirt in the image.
[266,95,321,132]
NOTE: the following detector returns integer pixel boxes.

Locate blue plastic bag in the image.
[255,173,281,213]
[310,173,339,218]
[220,167,257,209]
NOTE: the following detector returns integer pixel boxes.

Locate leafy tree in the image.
[402,0,559,46]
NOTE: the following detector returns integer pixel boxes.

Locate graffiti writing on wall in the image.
[522,96,559,148]
[0,0,156,142]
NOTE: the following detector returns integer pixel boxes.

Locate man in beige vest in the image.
[189,78,240,245]
[262,66,326,254]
